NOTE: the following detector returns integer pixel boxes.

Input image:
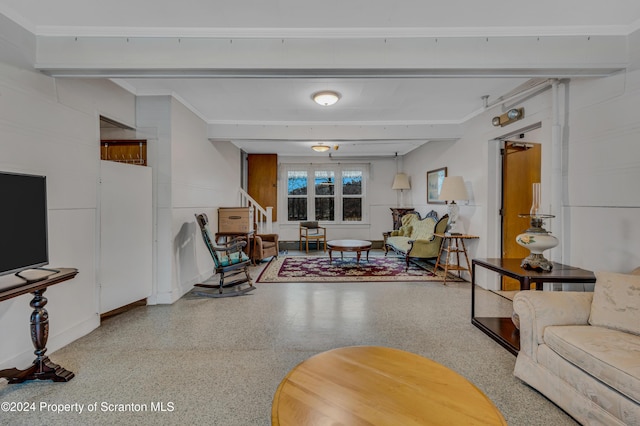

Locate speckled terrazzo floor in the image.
[0,252,578,426]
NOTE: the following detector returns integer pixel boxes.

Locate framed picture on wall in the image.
[427,167,447,204]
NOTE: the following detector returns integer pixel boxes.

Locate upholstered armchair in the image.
[252,225,279,263]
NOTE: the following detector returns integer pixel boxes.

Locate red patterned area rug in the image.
[256,255,464,283]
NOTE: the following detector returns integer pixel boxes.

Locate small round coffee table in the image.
[327,239,372,263]
[272,346,507,425]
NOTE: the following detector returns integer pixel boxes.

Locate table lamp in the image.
[438,176,468,235]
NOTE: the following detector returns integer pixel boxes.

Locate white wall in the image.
[276,155,404,242]
[404,44,640,287]
[136,96,243,303]
[135,95,173,304]
[564,28,640,274]
[0,62,136,369]
[2,17,638,371]
[170,98,241,297]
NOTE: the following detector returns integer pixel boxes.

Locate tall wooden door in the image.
[247,154,278,222]
[501,142,541,290]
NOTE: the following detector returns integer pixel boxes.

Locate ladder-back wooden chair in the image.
[299,221,327,253]
[193,213,255,297]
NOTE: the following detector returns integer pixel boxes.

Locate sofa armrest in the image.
[256,233,278,243]
[406,237,439,258]
[513,291,593,359]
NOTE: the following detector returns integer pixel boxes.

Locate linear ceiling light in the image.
[312,91,341,106]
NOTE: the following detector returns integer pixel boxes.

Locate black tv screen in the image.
[0,171,49,276]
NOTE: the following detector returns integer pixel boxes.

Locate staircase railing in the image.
[239,188,273,234]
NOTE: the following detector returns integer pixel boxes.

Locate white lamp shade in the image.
[392,173,411,190]
[438,176,468,201]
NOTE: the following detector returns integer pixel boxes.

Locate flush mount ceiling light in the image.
[311,144,330,152]
[492,108,524,127]
[312,91,341,106]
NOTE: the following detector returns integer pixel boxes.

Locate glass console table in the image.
[471,258,595,355]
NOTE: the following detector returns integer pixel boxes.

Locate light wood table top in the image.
[272,346,507,426]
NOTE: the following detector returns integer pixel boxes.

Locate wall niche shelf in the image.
[101,139,147,166]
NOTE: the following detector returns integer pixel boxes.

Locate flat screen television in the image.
[0,171,49,278]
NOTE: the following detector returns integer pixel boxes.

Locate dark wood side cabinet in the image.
[471,258,595,355]
[0,268,79,383]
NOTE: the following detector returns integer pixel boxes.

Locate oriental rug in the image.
[256,255,464,283]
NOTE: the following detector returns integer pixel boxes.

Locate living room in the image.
[1,2,639,425]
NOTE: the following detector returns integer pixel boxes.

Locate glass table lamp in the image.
[438,176,468,235]
[515,183,559,271]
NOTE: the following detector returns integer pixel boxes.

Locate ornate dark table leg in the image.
[0,288,74,383]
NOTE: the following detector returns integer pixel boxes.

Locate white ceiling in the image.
[3,1,640,156]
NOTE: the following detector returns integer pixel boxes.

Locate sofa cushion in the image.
[396,225,412,237]
[408,216,436,240]
[385,236,412,254]
[589,271,640,336]
[544,325,640,404]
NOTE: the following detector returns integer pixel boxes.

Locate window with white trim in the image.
[282,164,368,223]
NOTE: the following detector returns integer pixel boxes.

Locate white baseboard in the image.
[0,314,100,371]
[152,272,209,305]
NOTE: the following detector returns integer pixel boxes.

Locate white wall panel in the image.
[0,76,96,145]
[0,14,35,69]
[567,206,640,273]
[99,161,152,314]
[56,78,136,129]
[0,59,135,369]
[568,70,640,207]
[169,99,242,295]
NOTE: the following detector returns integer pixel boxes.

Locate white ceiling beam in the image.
[35,35,627,77]
[207,122,463,142]
[32,25,638,39]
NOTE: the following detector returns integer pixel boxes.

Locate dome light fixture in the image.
[312,90,341,106]
[311,144,330,152]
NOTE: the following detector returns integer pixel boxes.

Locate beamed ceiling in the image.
[2,1,639,156]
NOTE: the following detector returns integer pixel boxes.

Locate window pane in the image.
[315,171,335,196]
[343,198,362,221]
[315,198,334,221]
[342,171,362,195]
[288,171,307,195]
[288,198,307,221]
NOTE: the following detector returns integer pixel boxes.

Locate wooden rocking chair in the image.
[193,213,255,298]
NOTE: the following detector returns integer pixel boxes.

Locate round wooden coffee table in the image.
[326,239,372,263]
[272,346,507,426]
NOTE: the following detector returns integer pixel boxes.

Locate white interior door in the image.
[99,160,152,314]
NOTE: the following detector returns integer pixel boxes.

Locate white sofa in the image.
[512,270,640,425]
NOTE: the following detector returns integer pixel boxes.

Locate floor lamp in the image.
[392,173,411,207]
